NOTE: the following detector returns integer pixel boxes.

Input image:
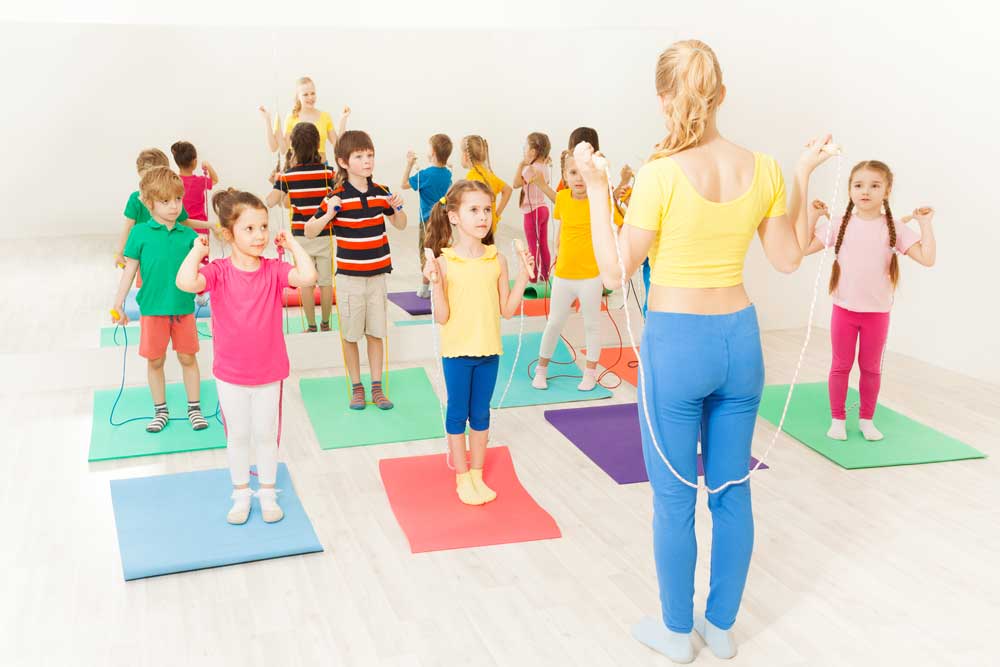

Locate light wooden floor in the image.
[2,232,998,666]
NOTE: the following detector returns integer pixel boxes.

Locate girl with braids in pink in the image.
[805,160,936,442]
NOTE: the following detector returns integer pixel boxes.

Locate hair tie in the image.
[439,196,447,205]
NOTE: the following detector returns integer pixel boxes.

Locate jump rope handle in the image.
[513,238,535,281]
[820,143,842,155]
[424,248,438,283]
[110,308,123,323]
[116,262,126,269]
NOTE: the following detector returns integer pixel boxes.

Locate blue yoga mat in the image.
[123,287,211,321]
[110,463,322,580]
[491,332,612,408]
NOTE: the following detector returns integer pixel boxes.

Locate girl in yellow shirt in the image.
[423,180,534,506]
[533,151,622,391]
[461,135,512,233]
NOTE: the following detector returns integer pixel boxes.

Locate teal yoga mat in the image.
[89,380,225,461]
[300,367,445,449]
[758,382,986,469]
[491,332,612,408]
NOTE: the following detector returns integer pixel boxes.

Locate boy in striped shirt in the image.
[305,131,407,410]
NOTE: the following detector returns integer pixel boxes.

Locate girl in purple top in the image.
[176,189,318,525]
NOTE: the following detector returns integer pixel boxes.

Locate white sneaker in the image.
[859,419,884,441]
[227,487,253,525]
[416,284,430,299]
[577,369,597,391]
[532,366,549,390]
[257,488,284,523]
[827,419,847,441]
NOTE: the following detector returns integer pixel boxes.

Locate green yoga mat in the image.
[758,383,986,469]
[300,367,444,449]
[99,321,214,348]
[511,280,552,299]
[89,380,225,461]
[491,332,612,408]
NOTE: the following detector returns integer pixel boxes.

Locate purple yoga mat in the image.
[544,402,767,485]
[388,291,432,316]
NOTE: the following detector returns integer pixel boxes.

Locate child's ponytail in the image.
[828,201,853,294]
[885,200,900,289]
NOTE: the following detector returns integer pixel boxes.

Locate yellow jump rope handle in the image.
[513,238,535,281]
[110,308,123,323]
[424,248,438,283]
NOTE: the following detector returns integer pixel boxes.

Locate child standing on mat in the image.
[176,189,318,524]
[114,148,192,267]
[512,132,553,283]
[265,123,337,332]
[305,130,407,410]
[401,133,453,299]
[461,135,511,234]
[531,151,623,392]
[423,180,535,505]
[805,160,936,441]
[110,166,208,433]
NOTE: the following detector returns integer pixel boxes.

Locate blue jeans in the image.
[638,306,764,633]
[442,355,500,435]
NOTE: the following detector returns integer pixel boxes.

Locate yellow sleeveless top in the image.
[625,152,787,288]
[440,245,503,357]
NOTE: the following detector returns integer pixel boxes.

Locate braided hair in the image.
[829,160,899,294]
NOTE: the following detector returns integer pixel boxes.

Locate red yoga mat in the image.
[282,286,335,307]
[379,446,561,553]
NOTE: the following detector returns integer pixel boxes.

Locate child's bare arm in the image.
[176,237,209,293]
[114,217,136,266]
[110,258,140,324]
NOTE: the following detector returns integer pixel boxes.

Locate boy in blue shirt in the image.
[401,133,452,298]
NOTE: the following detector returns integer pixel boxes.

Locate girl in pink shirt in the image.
[511,132,553,282]
[806,160,937,441]
[176,188,318,525]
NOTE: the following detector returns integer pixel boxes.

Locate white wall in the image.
[1,2,996,382]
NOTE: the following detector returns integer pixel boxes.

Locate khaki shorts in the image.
[298,235,334,287]
[337,273,388,342]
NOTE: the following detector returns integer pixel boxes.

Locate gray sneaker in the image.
[416,284,431,299]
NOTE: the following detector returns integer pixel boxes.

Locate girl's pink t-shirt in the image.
[180,174,213,222]
[816,213,919,313]
[199,257,293,385]
[519,163,549,213]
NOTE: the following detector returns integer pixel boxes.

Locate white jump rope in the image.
[424,239,534,470]
[581,141,844,494]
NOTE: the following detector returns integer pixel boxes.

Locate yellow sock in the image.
[469,468,497,503]
[456,472,484,505]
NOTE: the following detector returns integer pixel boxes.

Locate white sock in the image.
[532,364,549,390]
[227,487,253,525]
[577,368,597,391]
[827,418,847,441]
[631,617,694,664]
[256,487,284,523]
[859,419,883,441]
[694,613,737,660]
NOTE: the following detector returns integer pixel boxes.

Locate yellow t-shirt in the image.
[465,165,507,231]
[553,189,623,280]
[625,152,787,288]
[439,245,503,357]
[284,111,335,157]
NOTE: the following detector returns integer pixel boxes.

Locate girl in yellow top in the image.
[532,150,622,392]
[423,180,534,506]
[461,135,512,233]
[259,76,350,162]
[577,40,834,663]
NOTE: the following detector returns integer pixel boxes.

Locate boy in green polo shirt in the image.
[113,148,192,268]
[110,166,208,433]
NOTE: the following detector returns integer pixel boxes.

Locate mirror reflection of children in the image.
[177,189,318,524]
[804,160,937,441]
[461,135,511,234]
[259,75,349,163]
[512,132,553,283]
[422,180,535,505]
[401,134,453,299]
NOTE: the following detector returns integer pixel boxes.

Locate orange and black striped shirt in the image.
[273,163,336,235]
[327,178,397,277]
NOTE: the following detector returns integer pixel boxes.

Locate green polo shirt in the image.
[124,190,190,225]
[123,220,197,316]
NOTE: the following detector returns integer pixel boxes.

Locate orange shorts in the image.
[139,314,200,359]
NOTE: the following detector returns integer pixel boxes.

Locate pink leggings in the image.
[523,207,551,282]
[829,305,890,420]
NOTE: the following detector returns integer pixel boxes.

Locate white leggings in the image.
[216,379,281,486]
[538,276,604,362]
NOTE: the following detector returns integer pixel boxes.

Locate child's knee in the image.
[147,356,166,371]
[177,352,198,367]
